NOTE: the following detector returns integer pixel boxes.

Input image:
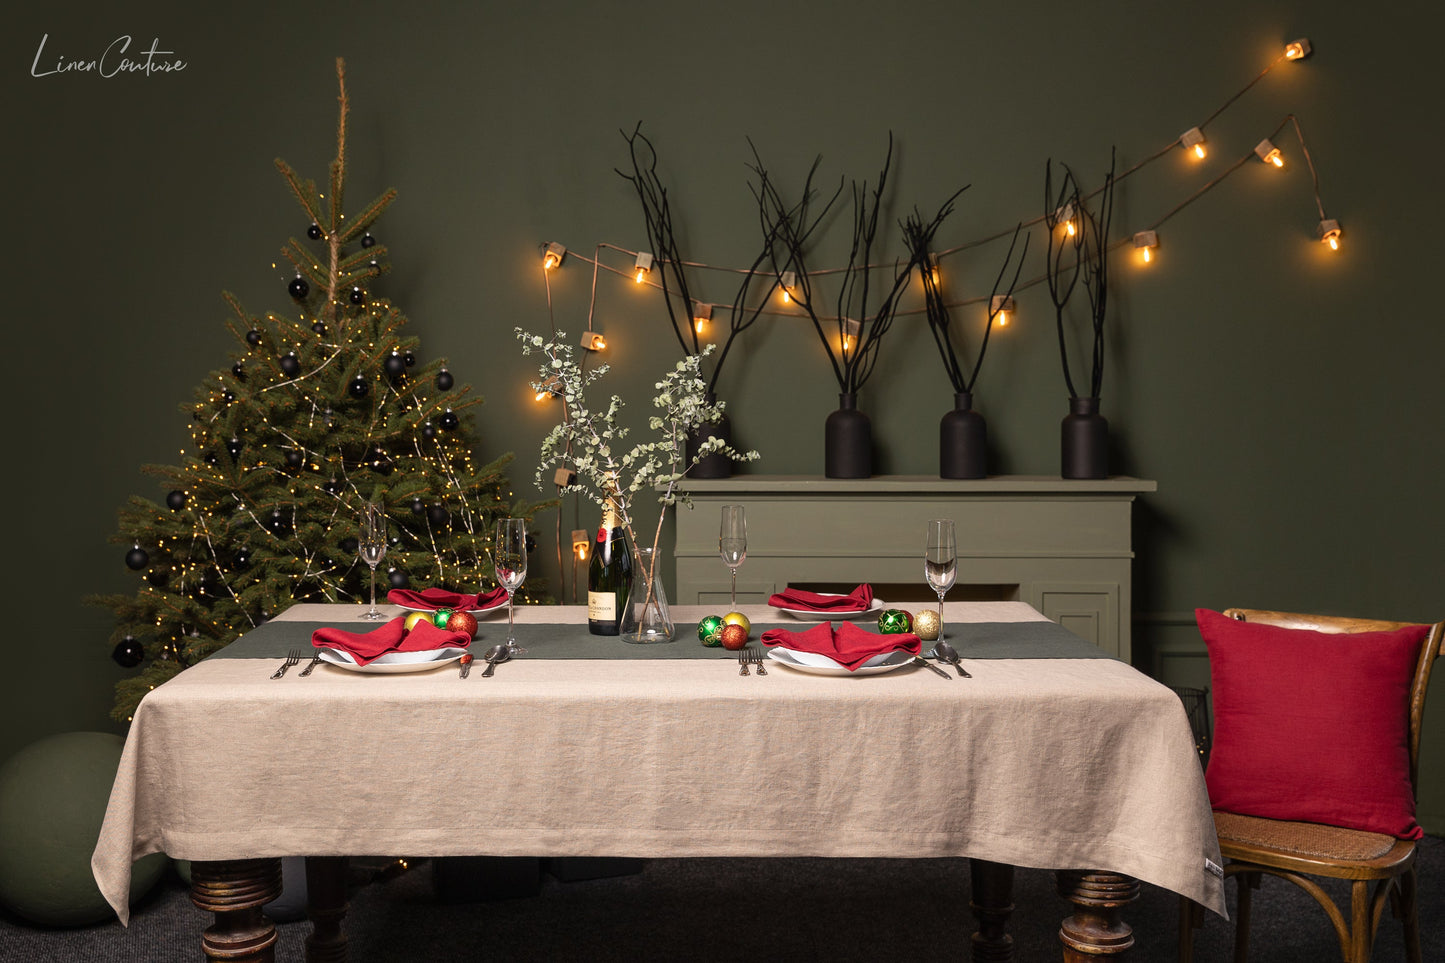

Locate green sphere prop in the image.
[0,732,168,926]
[432,607,456,628]
[697,615,726,647]
[878,609,914,635]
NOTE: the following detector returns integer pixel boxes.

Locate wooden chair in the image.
[1179,608,1444,963]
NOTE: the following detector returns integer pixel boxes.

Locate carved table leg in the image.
[304,856,350,963]
[970,859,1017,962]
[1056,870,1139,960]
[190,858,283,963]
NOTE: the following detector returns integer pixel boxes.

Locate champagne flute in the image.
[925,519,957,639]
[493,518,528,655]
[719,504,747,609]
[357,501,387,620]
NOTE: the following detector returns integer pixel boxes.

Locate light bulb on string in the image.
[841,318,861,354]
[542,242,566,271]
[1180,127,1207,161]
[1133,231,1159,265]
[1284,38,1312,60]
[633,252,653,284]
[1317,219,1342,251]
[693,302,712,334]
[780,271,796,303]
[1254,139,1284,168]
[990,295,1016,327]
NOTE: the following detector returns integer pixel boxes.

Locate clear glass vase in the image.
[620,547,674,644]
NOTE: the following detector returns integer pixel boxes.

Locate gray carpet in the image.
[3,839,1441,961]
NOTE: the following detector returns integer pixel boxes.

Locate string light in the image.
[780,271,796,303]
[1133,231,1159,264]
[990,295,1016,327]
[579,329,607,351]
[571,529,590,561]
[692,302,712,333]
[1284,38,1312,60]
[1180,127,1207,161]
[928,252,941,286]
[633,251,653,284]
[1317,218,1342,251]
[1254,139,1284,168]
[542,242,566,271]
[841,318,861,352]
[534,375,563,401]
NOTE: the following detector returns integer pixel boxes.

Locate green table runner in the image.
[208,617,1112,661]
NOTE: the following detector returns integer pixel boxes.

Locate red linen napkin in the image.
[767,584,874,612]
[311,617,471,666]
[760,621,920,671]
[385,587,508,610]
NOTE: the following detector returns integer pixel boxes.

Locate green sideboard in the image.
[673,475,1157,662]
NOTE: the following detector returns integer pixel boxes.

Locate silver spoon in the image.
[933,640,972,678]
[480,644,510,678]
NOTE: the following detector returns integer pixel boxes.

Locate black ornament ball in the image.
[165,490,187,511]
[435,368,454,391]
[234,547,251,568]
[204,452,218,465]
[371,447,393,476]
[421,421,437,441]
[279,352,301,377]
[388,568,409,589]
[222,390,235,404]
[349,375,370,399]
[361,232,376,248]
[411,497,426,515]
[112,636,145,668]
[232,361,246,380]
[288,276,310,300]
[440,408,459,431]
[312,321,327,336]
[227,437,242,462]
[349,286,365,305]
[403,350,416,367]
[307,222,322,240]
[324,477,342,495]
[384,352,407,380]
[125,545,149,570]
[427,503,450,528]
[525,533,538,554]
[369,259,381,275]
[284,449,304,470]
[246,328,263,347]
[339,536,359,555]
[268,508,289,535]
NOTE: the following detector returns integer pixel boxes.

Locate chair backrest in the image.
[1223,608,1445,796]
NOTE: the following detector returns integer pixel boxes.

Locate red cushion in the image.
[1197,608,1428,840]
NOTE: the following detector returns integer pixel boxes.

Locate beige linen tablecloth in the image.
[94,602,1224,923]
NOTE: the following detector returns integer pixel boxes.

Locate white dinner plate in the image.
[396,603,506,618]
[765,646,914,676]
[316,646,470,674]
[770,597,886,621]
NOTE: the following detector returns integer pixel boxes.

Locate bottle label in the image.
[587,590,617,621]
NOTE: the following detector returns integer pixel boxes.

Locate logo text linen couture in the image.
[31,34,187,78]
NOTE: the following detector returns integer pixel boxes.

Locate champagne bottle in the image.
[587,501,632,635]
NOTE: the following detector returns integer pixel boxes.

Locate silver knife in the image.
[912,656,951,679]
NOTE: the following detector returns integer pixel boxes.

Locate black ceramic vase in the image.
[685,392,733,479]
[1061,396,1108,479]
[940,391,987,479]
[825,392,872,478]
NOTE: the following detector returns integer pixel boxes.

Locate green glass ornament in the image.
[878,608,914,634]
[432,607,456,629]
[697,615,726,647]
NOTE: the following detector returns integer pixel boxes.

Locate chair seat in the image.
[1215,810,1417,878]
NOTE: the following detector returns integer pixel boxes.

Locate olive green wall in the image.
[7,3,1444,826]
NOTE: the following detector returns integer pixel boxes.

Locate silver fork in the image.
[748,648,767,675]
[271,649,302,679]
[738,649,750,676]
[298,652,324,676]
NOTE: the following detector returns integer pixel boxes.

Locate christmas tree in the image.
[94,59,545,722]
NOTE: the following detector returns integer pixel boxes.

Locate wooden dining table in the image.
[92,600,1224,961]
